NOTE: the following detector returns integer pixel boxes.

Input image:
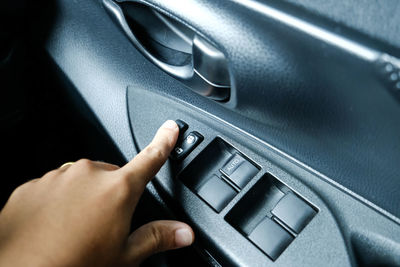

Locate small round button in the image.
[186,135,195,144]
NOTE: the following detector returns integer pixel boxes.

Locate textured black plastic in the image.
[280,0,400,50]
[48,0,400,218]
[124,0,400,219]
[44,0,400,265]
[126,86,400,266]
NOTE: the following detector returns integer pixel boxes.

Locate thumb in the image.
[122,220,194,266]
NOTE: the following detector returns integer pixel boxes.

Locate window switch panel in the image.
[248,217,293,261]
[271,192,316,234]
[220,153,258,189]
[171,131,203,160]
[197,174,237,212]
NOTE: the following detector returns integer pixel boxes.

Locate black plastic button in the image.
[221,154,246,176]
[271,192,316,234]
[220,154,258,188]
[171,131,203,160]
[248,217,293,261]
[197,174,237,212]
[175,120,188,137]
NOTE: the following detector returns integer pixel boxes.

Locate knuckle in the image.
[149,224,163,252]
[75,159,92,165]
[11,185,24,197]
[144,145,166,161]
[11,182,31,198]
[75,159,95,171]
[43,169,60,179]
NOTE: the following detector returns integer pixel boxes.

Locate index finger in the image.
[119,120,179,190]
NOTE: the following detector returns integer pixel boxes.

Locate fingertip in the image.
[156,120,179,148]
[160,120,178,130]
[120,120,178,179]
[174,227,194,247]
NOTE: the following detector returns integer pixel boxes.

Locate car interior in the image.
[1,0,400,266]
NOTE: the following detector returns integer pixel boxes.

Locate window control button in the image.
[171,131,203,160]
[220,154,258,188]
[271,192,316,234]
[175,120,188,137]
[248,217,293,261]
[197,175,237,212]
[221,154,246,176]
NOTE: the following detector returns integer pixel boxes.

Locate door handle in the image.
[103,0,231,101]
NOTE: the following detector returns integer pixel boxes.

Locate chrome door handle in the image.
[103,0,231,101]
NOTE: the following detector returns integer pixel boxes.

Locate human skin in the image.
[0,120,194,267]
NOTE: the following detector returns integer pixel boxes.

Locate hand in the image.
[0,120,194,267]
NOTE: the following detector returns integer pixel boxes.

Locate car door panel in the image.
[44,0,400,265]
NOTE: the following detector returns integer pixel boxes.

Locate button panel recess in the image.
[179,136,317,261]
[226,174,318,261]
[180,138,260,213]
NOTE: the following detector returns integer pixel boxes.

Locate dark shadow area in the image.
[0,0,125,207]
[0,1,213,265]
[0,48,126,207]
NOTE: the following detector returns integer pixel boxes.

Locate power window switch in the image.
[220,153,258,189]
[271,192,316,234]
[197,174,237,212]
[171,131,203,160]
[248,217,293,261]
[175,120,188,137]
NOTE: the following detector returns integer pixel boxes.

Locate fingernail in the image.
[175,228,194,247]
[161,120,178,130]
